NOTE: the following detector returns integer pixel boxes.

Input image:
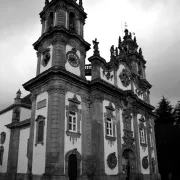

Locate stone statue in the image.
[92,38,100,56]
[139,48,142,55]
[110,45,115,57]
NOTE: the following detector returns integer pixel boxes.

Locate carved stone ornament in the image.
[107,152,117,169]
[42,48,51,67]
[119,69,131,87]
[66,48,80,67]
[103,70,114,81]
[142,156,149,169]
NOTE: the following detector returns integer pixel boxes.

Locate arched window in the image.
[46,12,54,31]
[69,12,76,32]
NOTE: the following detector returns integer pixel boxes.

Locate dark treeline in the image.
[155,97,180,180]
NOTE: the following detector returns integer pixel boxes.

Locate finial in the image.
[115,47,118,56]
[134,36,136,42]
[110,45,115,57]
[79,0,83,7]
[45,0,49,6]
[92,38,100,56]
[129,32,132,39]
[118,36,121,45]
[16,89,22,99]
[139,48,143,56]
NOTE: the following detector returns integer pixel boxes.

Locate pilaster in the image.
[91,92,105,176]
[132,109,141,174]
[45,84,66,175]
[80,51,86,78]
[115,104,123,174]
[26,94,37,175]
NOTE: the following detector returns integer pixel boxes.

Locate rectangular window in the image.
[106,118,113,136]
[69,111,77,132]
[37,121,44,143]
[140,129,145,143]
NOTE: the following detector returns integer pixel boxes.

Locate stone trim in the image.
[35,115,46,146]
[65,149,82,177]
[104,102,116,143]
[66,95,81,143]
[138,116,147,150]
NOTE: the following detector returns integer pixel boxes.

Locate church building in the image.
[0,0,160,180]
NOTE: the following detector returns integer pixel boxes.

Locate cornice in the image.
[33,26,90,51]
[6,118,31,129]
[0,103,31,116]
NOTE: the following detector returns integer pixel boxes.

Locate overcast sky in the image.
[0,0,180,110]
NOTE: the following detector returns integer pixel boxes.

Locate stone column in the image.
[25,93,37,180]
[52,40,66,67]
[44,84,66,176]
[36,52,41,76]
[91,92,105,178]
[132,109,142,177]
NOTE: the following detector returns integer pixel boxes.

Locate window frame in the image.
[139,116,147,148]
[0,146,4,166]
[35,115,45,146]
[68,111,77,133]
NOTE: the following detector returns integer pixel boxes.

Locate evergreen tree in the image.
[155,96,174,124]
[173,101,180,127]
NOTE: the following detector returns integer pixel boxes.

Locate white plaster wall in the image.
[32,92,48,175]
[133,83,143,101]
[117,64,131,91]
[40,45,53,74]
[100,68,114,85]
[65,45,81,76]
[20,108,31,121]
[0,110,12,173]
[137,114,150,174]
[64,92,82,173]
[103,100,118,175]
[17,127,30,173]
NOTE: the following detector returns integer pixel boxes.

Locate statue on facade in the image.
[139,48,143,56]
[92,38,100,56]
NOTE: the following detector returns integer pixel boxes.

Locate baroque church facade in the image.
[0,0,160,180]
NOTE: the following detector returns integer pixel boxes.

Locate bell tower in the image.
[34,0,90,77]
[23,0,90,179]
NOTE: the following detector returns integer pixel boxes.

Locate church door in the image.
[68,154,78,180]
[122,149,136,180]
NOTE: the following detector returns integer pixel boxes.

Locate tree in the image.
[155,96,174,124]
[173,101,180,127]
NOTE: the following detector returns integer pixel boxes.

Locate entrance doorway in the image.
[68,154,77,180]
[122,149,136,180]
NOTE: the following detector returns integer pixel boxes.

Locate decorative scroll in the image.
[42,48,50,67]
[103,71,114,81]
[119,69,131,87]
[107,152,117,169]
[142,156,149,169]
